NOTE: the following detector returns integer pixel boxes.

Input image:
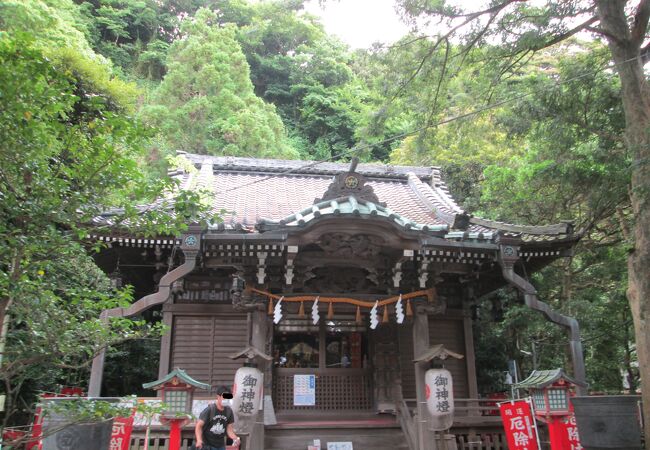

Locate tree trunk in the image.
[597,0,650,442]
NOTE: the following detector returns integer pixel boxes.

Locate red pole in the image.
[168,419,182,450]
[547,417,569,450]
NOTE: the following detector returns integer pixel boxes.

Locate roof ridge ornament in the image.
[314,157,386,206]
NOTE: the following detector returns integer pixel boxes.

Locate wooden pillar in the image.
[158,308,174,380]
[88,346,106,396]
[463,309,479,414]
[413,308,435,450]
[248,309,270,450]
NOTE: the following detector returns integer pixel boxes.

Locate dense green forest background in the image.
[0,0,638,428]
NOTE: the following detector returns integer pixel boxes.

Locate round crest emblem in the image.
[503,246,515,257]
[184,235,197,247]
[344,175,359,188]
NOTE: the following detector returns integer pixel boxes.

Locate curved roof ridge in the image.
[178,152,436,180]
[406,173,468,228]
[257,195,449,233]
[428,169,464,213]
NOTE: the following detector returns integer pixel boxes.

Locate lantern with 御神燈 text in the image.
[414,344,463,432]
[425,368,455,430]
[229,345,272,423]
[232,363,263,417]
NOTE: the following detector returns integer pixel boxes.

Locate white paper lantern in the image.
[425,368,454,430]
[232,364,264,417]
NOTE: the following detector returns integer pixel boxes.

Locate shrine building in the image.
[87,153,585,449]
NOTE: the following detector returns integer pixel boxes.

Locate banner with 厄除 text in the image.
[498,398,540,450]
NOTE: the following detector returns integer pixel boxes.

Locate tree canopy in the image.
[140,8,298,158]
[386,0,649,435]
[1,0,647,437]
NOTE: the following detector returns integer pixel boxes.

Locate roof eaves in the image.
[515,368,587,389]
[470,217,574,236]
[257,195,449,234]
[142,368,211,390]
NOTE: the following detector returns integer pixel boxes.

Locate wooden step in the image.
[265,415,409,450]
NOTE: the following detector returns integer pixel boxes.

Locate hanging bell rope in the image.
[267,298,274,316]
[327,302,334,319]
[298,301,305,318]
[251,287,435,309]
[406,299,413,317]
[382,305,389,323]
[355,306,362,324]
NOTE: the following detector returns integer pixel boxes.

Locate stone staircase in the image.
[264,413,410,450]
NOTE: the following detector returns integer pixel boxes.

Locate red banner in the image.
[499,399,541,450]
[109,416,134,450]
[548,414,582,450]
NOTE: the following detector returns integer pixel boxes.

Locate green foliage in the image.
[141,8,297,158]
[478,48,628,224]
[0,33,215,426]
[1,0,139,110]
[230,1,370,160]
[372,23,635,392]
[75,0,178,80]
[467,49,634,393]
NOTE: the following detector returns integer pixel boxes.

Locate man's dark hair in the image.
[215,385,233,399]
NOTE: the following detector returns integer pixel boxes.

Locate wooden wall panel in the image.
[398,315,470,401]
[170,314,248,393]
[429,316,469,399]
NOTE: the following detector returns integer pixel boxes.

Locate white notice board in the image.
[293,374,316,406]
[327,443,353,450]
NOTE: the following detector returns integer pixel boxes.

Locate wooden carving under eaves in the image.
[317,232,384,258]
[232,286,267,311]
[304,267,381,293]
[314,158,386,206]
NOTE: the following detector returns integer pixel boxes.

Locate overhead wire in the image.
[210,53,643,197]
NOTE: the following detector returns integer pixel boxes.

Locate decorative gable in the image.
[314,158,385,206]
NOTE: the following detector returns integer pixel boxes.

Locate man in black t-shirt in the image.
[194,385,240,450]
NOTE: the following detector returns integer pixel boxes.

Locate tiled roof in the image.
[515,368,587,389]
[175,156,463,230]
[142,367,211,390]
[94,154,578,245]
[258,195,450,233]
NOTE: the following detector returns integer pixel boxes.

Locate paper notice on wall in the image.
[293,374,316,406]
[327,443,353,450]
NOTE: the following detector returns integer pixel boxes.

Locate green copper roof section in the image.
[258,195,449,233]
[514,368,587,389]
[142,368,211,390]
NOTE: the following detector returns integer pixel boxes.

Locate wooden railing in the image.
[402,397,505,418]
[128,429,246,450]
[126,398,507,450]
[396,399,417,450]
[400,398,508,450]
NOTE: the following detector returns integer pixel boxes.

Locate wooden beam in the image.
[463,309,479,414]
[413,308,432,450]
